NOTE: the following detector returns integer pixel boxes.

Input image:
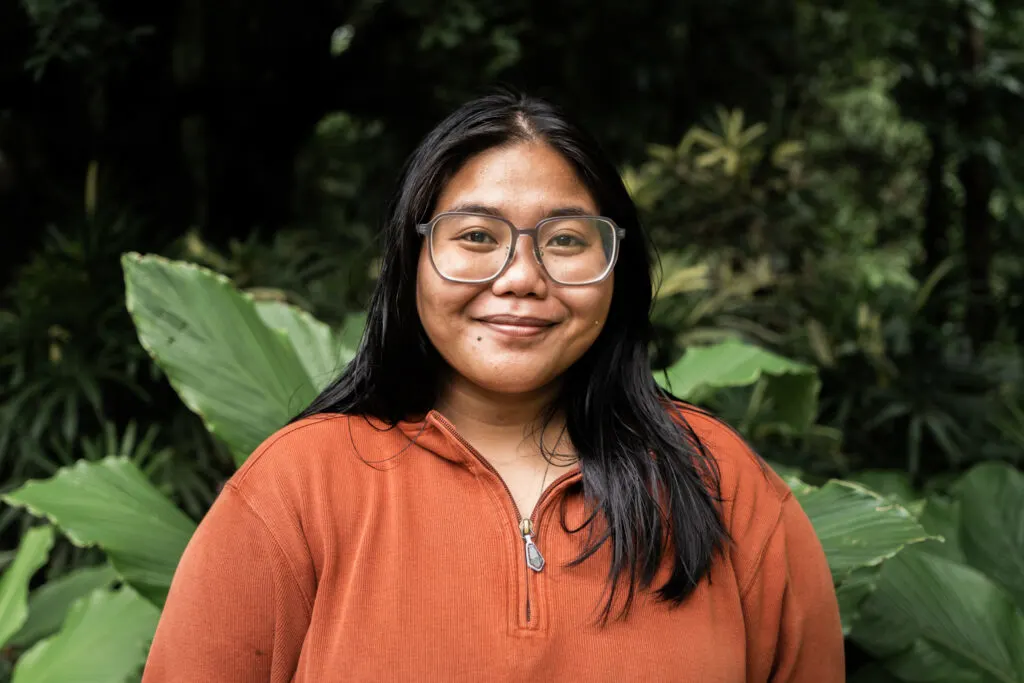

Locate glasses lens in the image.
[537,218,616,284]
[430,214,512,282]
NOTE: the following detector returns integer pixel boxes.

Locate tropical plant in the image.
[623,106,810,256]
[0,205,234,589]
[0,524,154,683]
[0,253,362,678]
[847,462,1024,683]
[636,109,1024,483]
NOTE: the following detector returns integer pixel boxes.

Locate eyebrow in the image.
[444,203,593,219]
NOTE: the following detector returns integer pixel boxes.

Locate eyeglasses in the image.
[416,212,626,286]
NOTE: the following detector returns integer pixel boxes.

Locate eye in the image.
[458,229,498,244]
[546,233,587,248]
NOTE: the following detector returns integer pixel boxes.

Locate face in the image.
[416,141,614,397]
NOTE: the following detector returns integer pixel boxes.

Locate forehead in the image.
[433,142,598,218]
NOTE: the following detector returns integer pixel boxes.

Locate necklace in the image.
[536,424,576,500]
[537,458,552,502]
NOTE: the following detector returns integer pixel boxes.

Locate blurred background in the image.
[1,0,1023,681]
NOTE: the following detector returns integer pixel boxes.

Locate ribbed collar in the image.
[396,410,583,484]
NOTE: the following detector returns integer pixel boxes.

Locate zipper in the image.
[520,518,544,622]
[429,412,579,623]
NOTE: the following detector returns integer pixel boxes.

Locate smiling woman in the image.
[417,142,615,400]
[141,89,845,683]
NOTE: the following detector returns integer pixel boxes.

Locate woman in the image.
[142,90,844,682]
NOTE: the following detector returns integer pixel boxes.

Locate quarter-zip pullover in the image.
[142,407,844,682]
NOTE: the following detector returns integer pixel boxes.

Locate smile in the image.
[476,315,557,338]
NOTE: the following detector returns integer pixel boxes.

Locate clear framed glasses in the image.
[415,212,626,286]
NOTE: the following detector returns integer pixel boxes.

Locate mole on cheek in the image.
[476,336,482,342]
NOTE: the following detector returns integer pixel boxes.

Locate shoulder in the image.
[666,403,796,579]
[224,413,408,521]
[669,403,792,507]
[231,413,352,484]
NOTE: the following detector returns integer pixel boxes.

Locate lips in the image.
[475,314,558,339]
[476,314,557,327]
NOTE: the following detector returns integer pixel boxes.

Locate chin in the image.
[466,368,558,396]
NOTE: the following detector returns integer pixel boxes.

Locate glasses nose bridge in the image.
[499,223,548,278]
[506,225,545,269]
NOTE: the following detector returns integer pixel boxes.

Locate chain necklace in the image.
[536,423,576,501]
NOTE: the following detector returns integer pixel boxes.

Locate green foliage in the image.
[10,586,158,683]
[853,550,1024,683]
[0,526,146,682]
[624,108,811,255]
[2,457,195,607]
[955,463,1024,610]
[254,301,355,393]
[659,339,822,436]
[0,218,151,480]
[122,253,366,464]
[0,207,232,591]
[658,338,814,405]
[845,462,1024,682]
[0,527,53,649]
[636,104,1022,480]
[122,253,320,466]
[793,481,931,583]
[788,480,931,631]
[8,564,116,649]
[19,0,153,81]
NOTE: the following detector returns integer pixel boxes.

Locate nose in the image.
[491,234,549,298]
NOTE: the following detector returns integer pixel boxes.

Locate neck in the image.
[434,375,570,465]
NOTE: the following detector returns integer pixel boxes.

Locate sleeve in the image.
[141,483,313,683]
[740,493,845,683]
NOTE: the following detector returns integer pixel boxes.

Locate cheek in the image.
[416,250,449,331]
[416,247,479,344]
[415,246,435,321]
[564,279,614,331]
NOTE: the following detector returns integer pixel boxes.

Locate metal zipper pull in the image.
[519,519,545,572]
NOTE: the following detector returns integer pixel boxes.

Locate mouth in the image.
[475,314,558,338]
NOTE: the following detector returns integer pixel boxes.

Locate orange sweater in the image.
[142,408,844,682]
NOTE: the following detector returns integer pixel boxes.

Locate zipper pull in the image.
[519,519,545,572]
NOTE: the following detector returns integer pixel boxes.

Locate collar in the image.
[396,410,583,485]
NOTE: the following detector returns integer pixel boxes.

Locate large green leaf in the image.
[882,640,980,683]
[0,526,54,649]
[338,311,368,352]
[8,565,117,649]
[123,252,316,464]
[793,480,932,581]
[845,470,918,507]
[852,548,1024,683]
[956,462,1024,611]
[11,587,159,683]
[846,470,927,518]
[917,495,965,562]
[658,340,816,412]
[755,370,821,433]
[255,300,350,392]
[2,457,196,607]
[835,566,877,636]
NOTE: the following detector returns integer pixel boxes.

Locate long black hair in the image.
[292,87,727,623]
